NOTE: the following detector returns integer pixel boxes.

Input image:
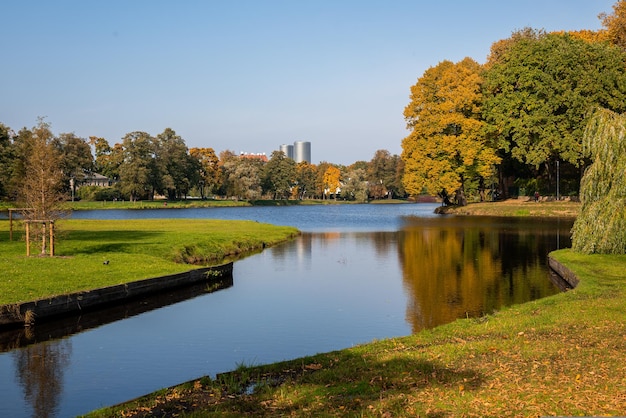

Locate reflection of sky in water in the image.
[0,205,574,418]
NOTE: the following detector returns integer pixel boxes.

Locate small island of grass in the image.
[0,218,299,306]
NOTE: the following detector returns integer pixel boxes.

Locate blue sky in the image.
[1,0,615,165]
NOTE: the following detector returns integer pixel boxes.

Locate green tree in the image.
[294,161,317,199]
[482,32,626,178]
[402,58,499,205]
[156,128,199,200]
[367,149,400,199]
[190,147,221,198]
[262,150,296,199]
[90,136,122,181]
[571,108,626,254]
[53,132,93,198]
[0,123,15,199]
[118,131,155,201]
[341,168,368,202]
[219,152,263,200]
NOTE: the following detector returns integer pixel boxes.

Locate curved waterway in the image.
[0,203,573,417]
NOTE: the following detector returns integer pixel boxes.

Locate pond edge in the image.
[0,262,233,330]
[548,255,580,289]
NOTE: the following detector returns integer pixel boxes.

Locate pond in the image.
[0,203,573,417]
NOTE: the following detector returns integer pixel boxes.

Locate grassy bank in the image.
[0,219,298,305]
[86,249,626,417]
[437,198,580,218]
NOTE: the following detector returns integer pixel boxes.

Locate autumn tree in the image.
[262,150,296,199]
[322,165,341,199]
[402,58,499,205]
[190,147,221,199]
[601,0,626,50]
[19,118,66,221]
[482,32,626,187]
[571,108,626,254]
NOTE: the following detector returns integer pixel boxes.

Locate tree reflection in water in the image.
[398,216,572,332]
[13,338,71,418]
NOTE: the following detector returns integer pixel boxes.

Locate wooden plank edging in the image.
[548,256,580,289]
[0,262,233,329]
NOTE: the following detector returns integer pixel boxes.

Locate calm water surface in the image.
[0,203,573,417]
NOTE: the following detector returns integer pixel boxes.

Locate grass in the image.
[84,249,626,417]
[1,197,413,212]
[62,199,252,210]
[0,218,299,305]
[438,198,580,218]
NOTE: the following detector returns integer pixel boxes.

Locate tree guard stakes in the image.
[8,208,32,241]
[24,220,55,257]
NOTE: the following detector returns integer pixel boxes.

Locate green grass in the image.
[0,218,298,305]
[84,249,626,417]
[62,199,251,210]
[439,198,580,217]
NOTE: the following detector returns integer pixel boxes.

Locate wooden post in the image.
[50,221,54,256]
[9,209,13,241]
[41,222,46,255]
[25,222,30,256]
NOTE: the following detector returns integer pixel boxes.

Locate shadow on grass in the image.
[113,350,484,417]
[62,230,165,255]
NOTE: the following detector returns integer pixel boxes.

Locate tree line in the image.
[0,119,405,210]
[401,0,626,205]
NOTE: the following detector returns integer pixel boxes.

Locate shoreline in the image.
[0,263,233,330]
[434,198,580,218]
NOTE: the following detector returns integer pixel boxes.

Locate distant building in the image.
[279,144,294,159]
[279,141,311,164]
[294,141,311,164]
[239,152,268,162]
[79,172,112,188]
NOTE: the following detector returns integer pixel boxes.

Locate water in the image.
[0,203,572,417]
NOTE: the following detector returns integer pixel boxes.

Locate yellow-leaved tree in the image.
[322,165,341,199]
[401,58,499,205]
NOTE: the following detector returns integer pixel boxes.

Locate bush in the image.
[76,186,124,201]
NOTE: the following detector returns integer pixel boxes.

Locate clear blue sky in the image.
[1,0,615,165]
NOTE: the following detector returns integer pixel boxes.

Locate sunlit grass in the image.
[0,218,298,305]
[440,199,580,217]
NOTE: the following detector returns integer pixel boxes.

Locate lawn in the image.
[0,218,299,305]
[438,198,580,218]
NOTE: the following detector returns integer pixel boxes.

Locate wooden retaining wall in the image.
[0,262,233,329]
[548,255,580,289]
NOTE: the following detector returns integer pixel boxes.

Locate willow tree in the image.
[402,58,499,205]
[571,108,626,254]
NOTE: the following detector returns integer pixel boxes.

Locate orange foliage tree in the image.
[401,58,499,204]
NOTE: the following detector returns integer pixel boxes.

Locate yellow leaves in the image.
[402,57,499,198]
[322,166,341,194]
